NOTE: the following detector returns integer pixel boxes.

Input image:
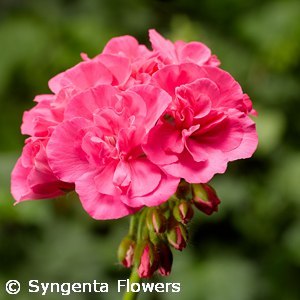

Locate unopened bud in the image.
[176,180,191,199]
[146,208,166,234]
[117,236,135,268]
[136,241,158,278]
[192,183,221,215]
[167,223,188,251]
[158,243,173,276]
[173,200,194,224]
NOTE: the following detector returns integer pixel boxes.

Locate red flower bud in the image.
[117,236,135,268]
[176,180,192,199]
[173,200,194,224]
[146,208,166,234]
[167,223,188,251]
[137,242,158,278]
[192,183,221,215]
[158,243,173,276]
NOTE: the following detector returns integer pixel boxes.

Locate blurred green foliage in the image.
[0,0,300,299]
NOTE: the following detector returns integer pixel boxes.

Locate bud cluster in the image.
[117,180,221,278]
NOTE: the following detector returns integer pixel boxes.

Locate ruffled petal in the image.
[149,29,177,63]
[94,161,120,196]
[178,42,212,65]
[64,85,118,120]
[48,60,113,94]
[223,110,258,161]
[103,35,140,58]
[128,158,161,198]
[21,95,61,137]
[47,117,94,182]
[200,66,245,111]
[129,85,172,132]
[143,123,180,165]
[11,142,70,202]
[152,63,205,97]
[76,172,140,220]
[162,149,227,183]
[124,172,180,207]
[95,54,131,86]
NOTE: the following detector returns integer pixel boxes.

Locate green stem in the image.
[129,214,139,237]
[123,209,148,300]
[137,208,148,241]
[122,267,141,300]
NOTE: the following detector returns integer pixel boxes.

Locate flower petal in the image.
[129,85,172,132]
[103,35,140,58]
[162,149,227,183]
[152,63,205,97]
[95,54,131,86]
[64,85,118,121]
[128,158,162,198]
[126,173,180,207]
[47,117,94,182]
[149,29,177,63]
[143,123,180,165]
[94,161,120,196]
[48,60,113,94]
[178,42,212,65]
[76,172,140,220]
[200,66,245,111]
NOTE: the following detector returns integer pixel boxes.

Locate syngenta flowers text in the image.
[26,279,180,295]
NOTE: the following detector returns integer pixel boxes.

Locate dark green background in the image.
[0,0,300,299]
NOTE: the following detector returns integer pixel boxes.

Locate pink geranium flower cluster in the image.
[11,30,258,220]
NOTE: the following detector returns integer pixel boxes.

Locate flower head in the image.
[11,30,257,224]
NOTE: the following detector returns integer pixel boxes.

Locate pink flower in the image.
[46,85,179,219]
[11,138,73,202]
[11,30,258,223]
[143,63,258,183]
[16,53,134,201]
[149,29,220,68]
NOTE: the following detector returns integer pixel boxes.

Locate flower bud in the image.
[176,180,191,199]
[158,243,173,276]
[167,223,188,251]
[136,241,158,278]
[192,183,221,215]
[173,200,194,224]
[117,236,135,268]
[146,208,166,234]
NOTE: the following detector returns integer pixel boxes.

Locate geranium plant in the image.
[11,30,258,299]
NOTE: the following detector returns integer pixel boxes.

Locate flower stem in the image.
[137,208,148,241]
[123,267,141,300]
[129,213,139,237]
